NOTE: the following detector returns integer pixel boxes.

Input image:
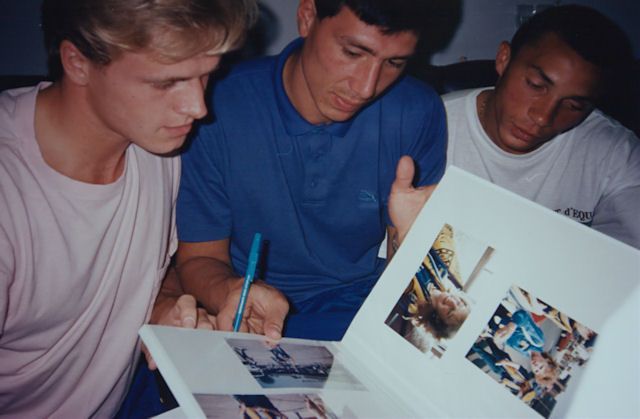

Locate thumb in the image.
[392,156,415,192]
[262,307,287,340]
[215,304,236,332]
[176,294,198,328]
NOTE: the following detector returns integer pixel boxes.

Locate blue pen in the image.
[233,233,262,332]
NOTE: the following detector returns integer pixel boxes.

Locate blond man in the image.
[0,0,285,416]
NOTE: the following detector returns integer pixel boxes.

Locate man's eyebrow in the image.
[340,37,413,60]
[143,76,187,83]
[531,65,554,85]
[531,65,595,102]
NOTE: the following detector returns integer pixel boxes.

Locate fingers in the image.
[173,295,216,330]
[215,302,236,332]
[174,294,198,328]
[388,155,438,244]
[392,155,416,192]
[247,283,289,339]
[259,296,288,340]
[215,281,289,338]
[195,308,215,330]
[142,343,158,371]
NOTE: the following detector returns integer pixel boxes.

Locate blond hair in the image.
[42,0,258,79]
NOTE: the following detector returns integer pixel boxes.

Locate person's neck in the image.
[282,48,324,125]
[35,81,129,184]
[476,89,499,143]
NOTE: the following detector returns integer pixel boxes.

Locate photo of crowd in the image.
[385,224,494,358]
[466,286,597,418]
[193,393,338,418]
[226,338,364,390]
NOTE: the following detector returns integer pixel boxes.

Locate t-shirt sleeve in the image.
[591,133,640,249]
[412,93,447,186]
[177,121,231,242]
[382,81,448,226]
[0,227,14,337]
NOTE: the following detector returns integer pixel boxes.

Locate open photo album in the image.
[140,166,640,418]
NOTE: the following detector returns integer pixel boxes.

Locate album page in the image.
[343,166,640,418]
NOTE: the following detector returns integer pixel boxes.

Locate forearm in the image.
[176,256,241,314]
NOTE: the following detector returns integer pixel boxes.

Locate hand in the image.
[388,155,437,244]
[144,294,216,370]
[216,279,289,340]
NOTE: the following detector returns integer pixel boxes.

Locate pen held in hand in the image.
[233,232,262,332]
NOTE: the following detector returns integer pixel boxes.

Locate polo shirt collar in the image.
[274,38,353,138]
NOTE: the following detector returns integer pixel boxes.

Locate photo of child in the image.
[385,223,494,358]
[466,285,597,418]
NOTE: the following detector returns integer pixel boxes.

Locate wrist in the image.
[393,230,408,250]
[220,274,244,305]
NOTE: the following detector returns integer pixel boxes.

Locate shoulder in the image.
[569,111,639,154]
[556,111,640,187]
[442,88,485,122]
[209,56,277,111]
[0,86,32,142]
[0,85,42,157]
[213,56,274,90]
[383,75,442,109]
[130,146,181,199]
[578,111,637,138]
[442,88,477,106]
[130,146,180,183]
[375,75,445,131]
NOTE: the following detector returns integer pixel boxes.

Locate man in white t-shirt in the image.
[444,5,640,249]
[0,0,287,416]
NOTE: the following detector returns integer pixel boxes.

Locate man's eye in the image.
[343,49,360,58]
[526,79,544,91]
[153,81,176,90]
[387,59,406,69]
[565,101,587,112]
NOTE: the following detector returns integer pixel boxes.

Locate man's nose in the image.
[175,79,208,119]
[351,62,382,100]
[528,96,556,127]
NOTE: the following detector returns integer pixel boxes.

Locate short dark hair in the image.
[510,5,633,84]
[314,0,430,35]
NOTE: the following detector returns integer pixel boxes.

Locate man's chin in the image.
[496,133,546,155]
[324,107,360,123]
[142,137,188,157]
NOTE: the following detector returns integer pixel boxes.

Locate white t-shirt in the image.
[444,88,640,249]
[0,84,180,417]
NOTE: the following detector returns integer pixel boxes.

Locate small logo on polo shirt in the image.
[358,190,378,203]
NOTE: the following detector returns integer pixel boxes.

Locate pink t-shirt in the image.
[0,84,179,417]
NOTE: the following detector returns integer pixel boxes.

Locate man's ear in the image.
[59,40,91,85]
[296,0,317,38]
[495,41,512,78]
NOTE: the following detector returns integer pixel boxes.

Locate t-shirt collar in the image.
[274,38,353,138]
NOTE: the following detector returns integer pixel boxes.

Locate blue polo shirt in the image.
[177,38,446,316]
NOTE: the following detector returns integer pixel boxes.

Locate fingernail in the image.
[183,316,196,327]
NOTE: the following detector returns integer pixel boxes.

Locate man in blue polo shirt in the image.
[176,0,447,339]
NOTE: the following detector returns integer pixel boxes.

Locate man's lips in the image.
[333,93,363,113]
[511,124,539,142]
[165,123,193,137]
